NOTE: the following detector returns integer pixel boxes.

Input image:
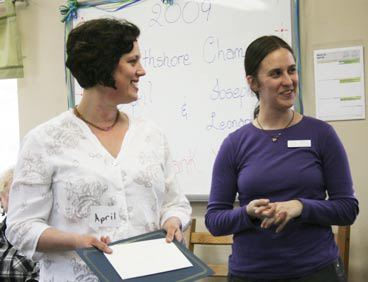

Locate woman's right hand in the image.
[74,234,112,254]
[37,228,112,254]
[246,199,275,219]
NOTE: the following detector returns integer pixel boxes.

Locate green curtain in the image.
[0,0,23,79]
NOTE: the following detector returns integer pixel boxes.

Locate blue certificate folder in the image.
[76,230,214,281]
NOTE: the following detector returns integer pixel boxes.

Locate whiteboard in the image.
[68,0,296,200]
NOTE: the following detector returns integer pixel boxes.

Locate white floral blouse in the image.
[6,110,191,282]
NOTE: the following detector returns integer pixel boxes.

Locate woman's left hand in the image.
[100,235,111,245]
[260,200,303,233]
[163,217,183,243]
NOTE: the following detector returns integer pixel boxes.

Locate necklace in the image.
[73,106,120,131]
[256,110,295,142]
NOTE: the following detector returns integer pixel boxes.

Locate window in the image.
[0,79,19,172]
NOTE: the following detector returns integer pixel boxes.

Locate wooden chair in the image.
[334,225,351,276]
[188,218,233,277]
[188,218,350,278]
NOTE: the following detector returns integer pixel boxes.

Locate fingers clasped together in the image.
[246,199,303,233]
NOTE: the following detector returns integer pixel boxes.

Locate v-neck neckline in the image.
[70,109,134,161]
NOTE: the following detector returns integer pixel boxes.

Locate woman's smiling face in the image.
[113,41,146,104]
[251,48,298,111]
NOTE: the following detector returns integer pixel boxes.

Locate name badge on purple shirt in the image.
[287,140,311,148]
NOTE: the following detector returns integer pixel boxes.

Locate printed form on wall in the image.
[314,46,366,121]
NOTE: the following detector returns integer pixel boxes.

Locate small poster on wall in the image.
[314,46,365,121]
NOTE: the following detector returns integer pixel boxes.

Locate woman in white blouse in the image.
[6,18,191,282]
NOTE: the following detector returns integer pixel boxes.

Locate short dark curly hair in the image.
[66,18,140,89]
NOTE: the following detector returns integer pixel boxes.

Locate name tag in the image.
[287,140,311,148]
[89,206,120,229]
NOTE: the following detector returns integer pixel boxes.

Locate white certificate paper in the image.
[104,238,193,280]
[314,46,365,121]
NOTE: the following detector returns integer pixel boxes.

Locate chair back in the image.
[188,219,350,278]
[335,225,350,276]
[188,218,232,277]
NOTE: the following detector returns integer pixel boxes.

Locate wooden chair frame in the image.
[188,218,233,277]
[335,225,350,276]
[188,218,350,278]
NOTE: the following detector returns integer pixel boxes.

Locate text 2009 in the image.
[149,0,212,26]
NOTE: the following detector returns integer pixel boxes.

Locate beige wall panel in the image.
[300,1,368,281]
[17,0,67,137]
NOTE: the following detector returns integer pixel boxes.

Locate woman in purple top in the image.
[205,35,359,282]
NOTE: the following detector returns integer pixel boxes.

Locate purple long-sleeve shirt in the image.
[205,116,359,279]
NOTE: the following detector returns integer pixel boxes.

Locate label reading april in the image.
[89,206,120,229]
